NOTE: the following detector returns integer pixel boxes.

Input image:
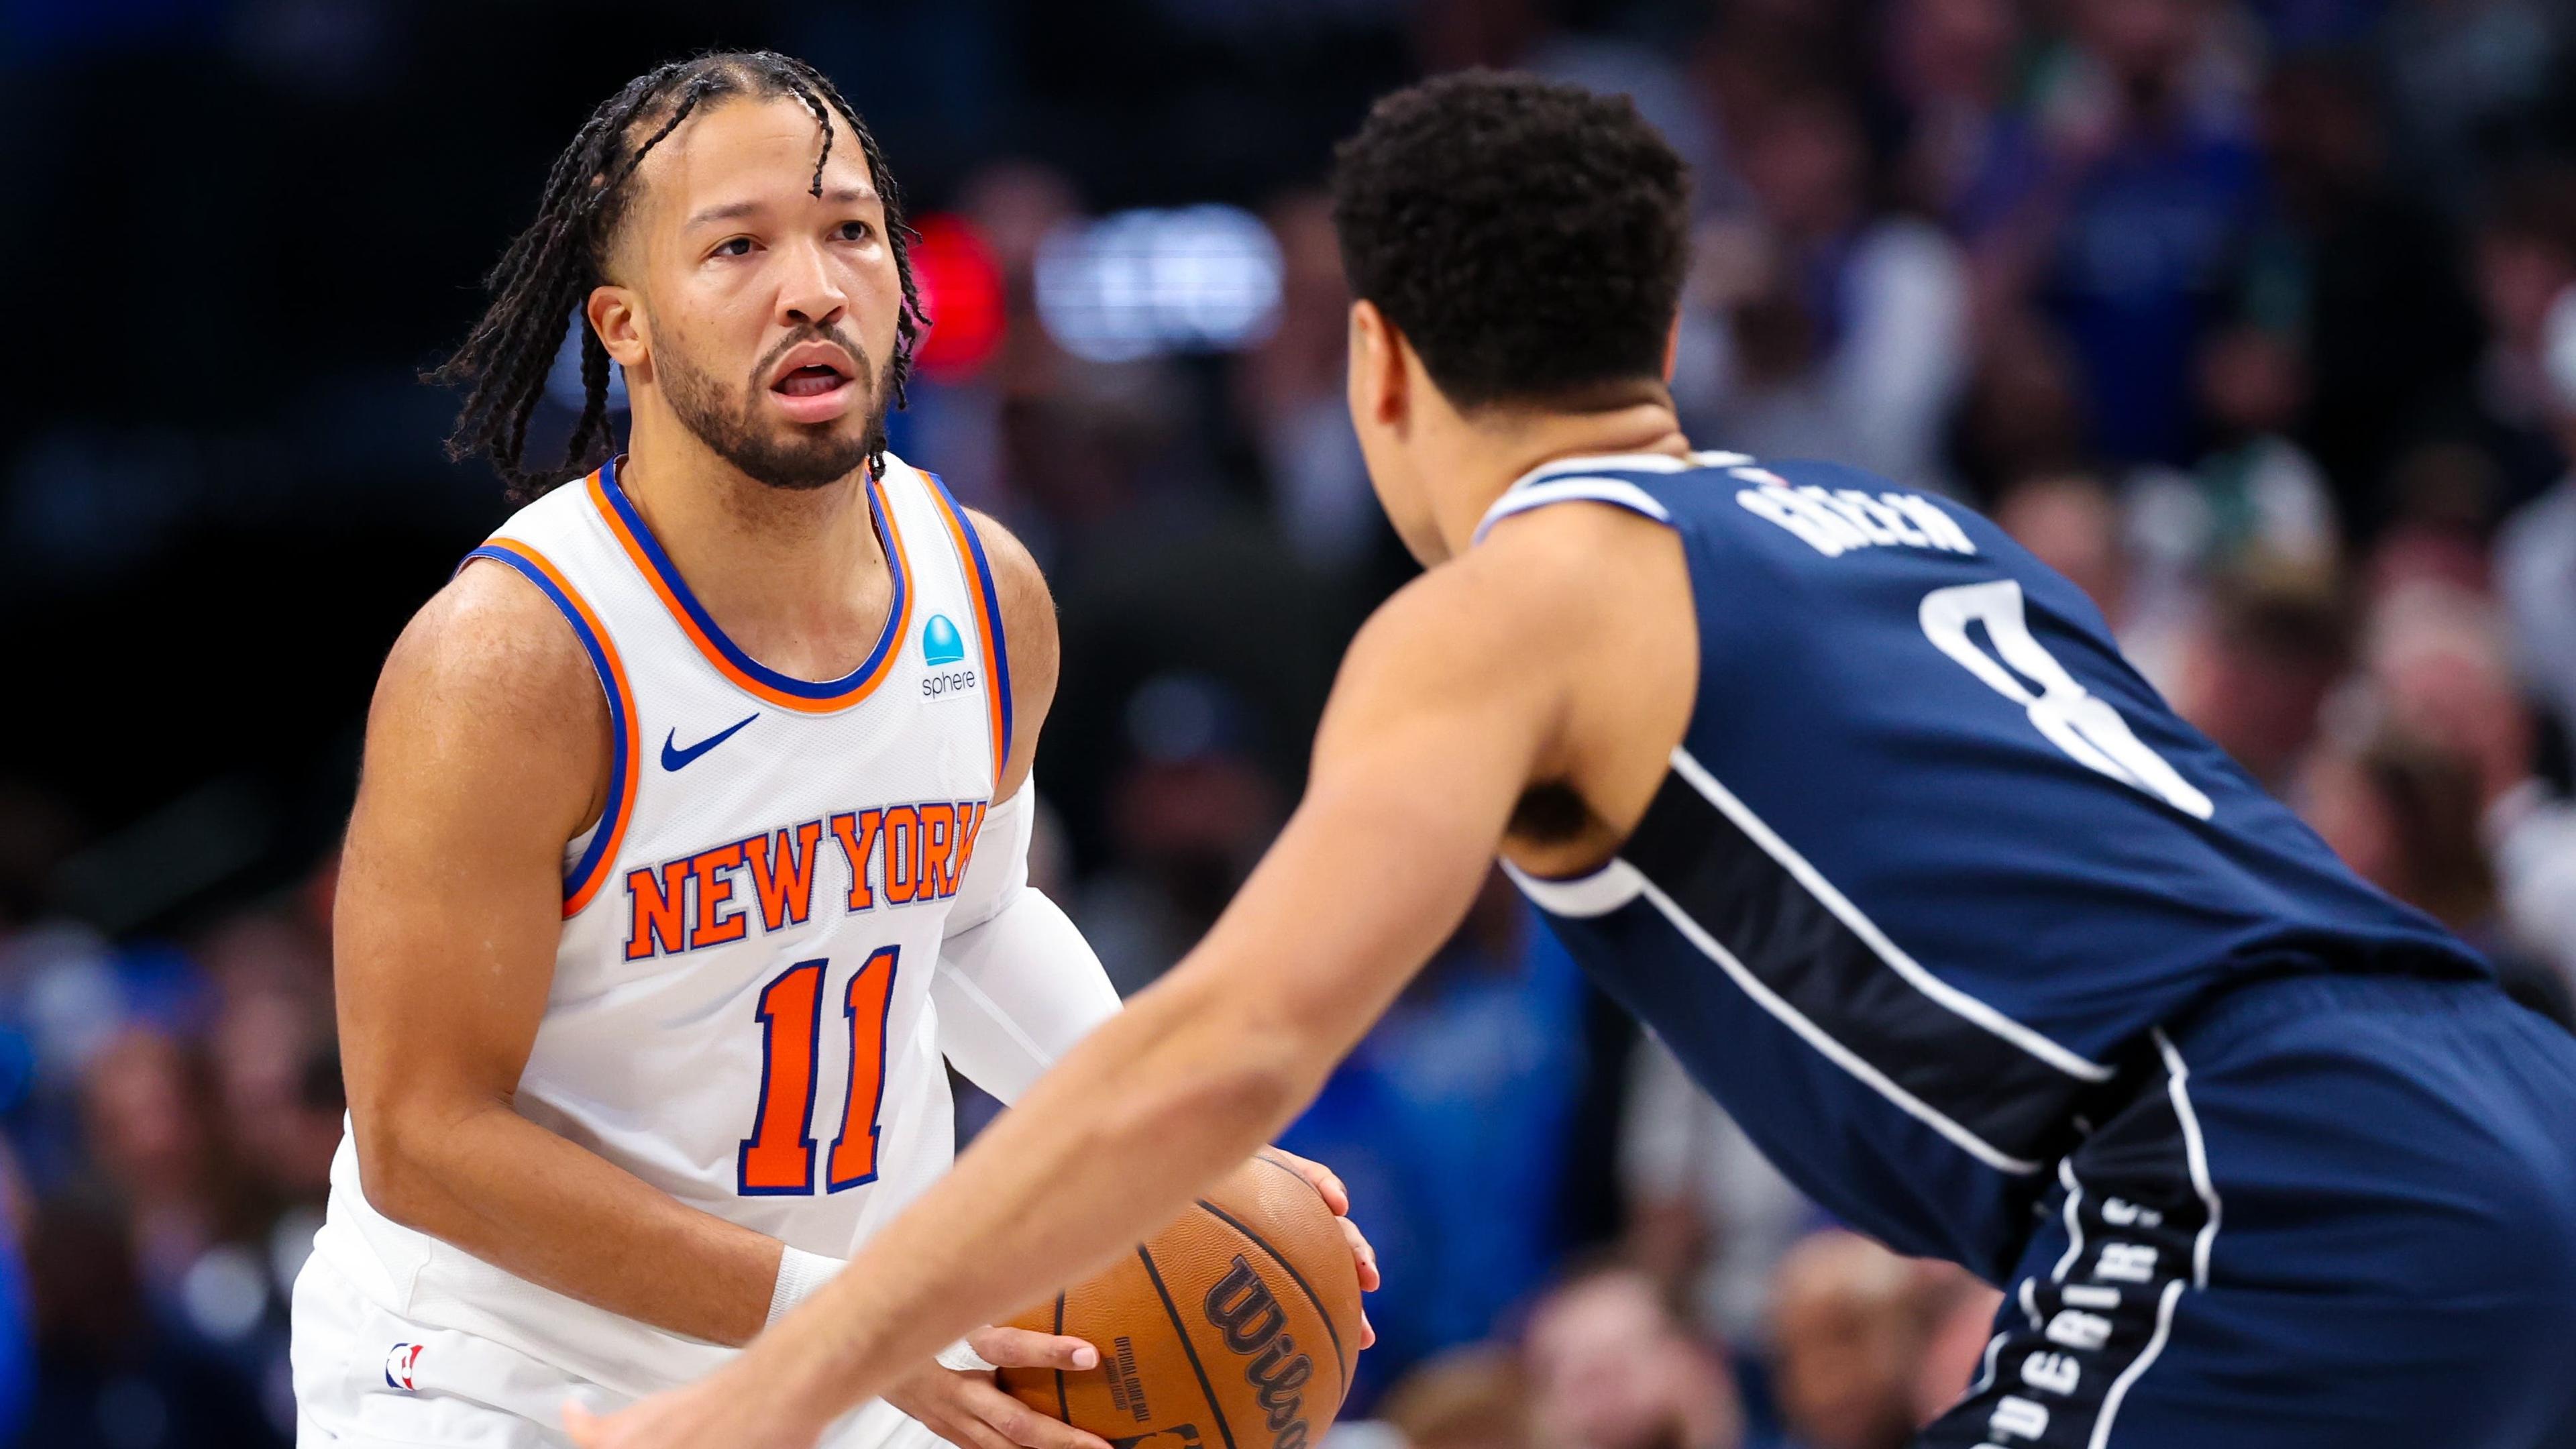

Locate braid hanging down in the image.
[428,51,925,500]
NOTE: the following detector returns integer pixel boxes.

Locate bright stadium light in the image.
[1033,204,1284,362]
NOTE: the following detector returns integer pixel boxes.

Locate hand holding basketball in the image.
[886,1328,1118,1449]
[1258,1148,1384,1305]
[994,1153,1375,1449]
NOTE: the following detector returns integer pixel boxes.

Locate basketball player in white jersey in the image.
[289,52,1374,1449]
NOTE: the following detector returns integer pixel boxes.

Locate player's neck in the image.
[616,419,892,679]
[1433,402,1693,557]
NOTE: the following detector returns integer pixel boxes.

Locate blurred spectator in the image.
[82,1031,247,1300]
[2496,283,2576,733]
[1522,1263,1743,1449]
[2006,0,2267,466]
[2251,54,2483,530]
[2300,716,2575,1024]
[1950,319,2092,498]
[2157,320,2339,575]
[1764,1234,1935,1449]
[1238,191,1381,575]
[2458,164,2576,516]
[21,1195,276,1448]
[1275,873,1590,1407]
[1619,1038,1812,1349]
[1994,472,2129,620]
[2114,320,2343,686]
[1886,0,2046,237]
[1073,674,1289,991]
[1701,90,1970,493]
[2302,723,2503,930]
[2360,585,2576,1000]
[2170,568,2351,790]
[2382,0,2569,216]
[0,1142,33,1444]
[1376,1344,1527,1449]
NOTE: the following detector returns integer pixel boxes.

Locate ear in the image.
[588,285,649,377]
[1349,299,1408,425]
[1663,312,1683,384]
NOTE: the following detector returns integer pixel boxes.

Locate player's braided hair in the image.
[430,51,924,500]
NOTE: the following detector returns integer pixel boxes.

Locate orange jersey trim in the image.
[586,460,914,715]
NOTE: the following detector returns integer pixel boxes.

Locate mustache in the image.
[751,324,873,388]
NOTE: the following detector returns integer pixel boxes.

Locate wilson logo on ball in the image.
[1203,1256,1313,1449]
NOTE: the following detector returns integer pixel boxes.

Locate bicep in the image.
[335,571,606,1118]
[1171,571,1566,1049]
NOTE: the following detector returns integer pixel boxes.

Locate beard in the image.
[658,324,893,491]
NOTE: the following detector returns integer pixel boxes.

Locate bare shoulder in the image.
[1326,500,1695,861]
[361,559,608,834]
[380,561,599,739]
[1350,500,1681,682]
[1468,496,1687,604]
[964,508,1057,694]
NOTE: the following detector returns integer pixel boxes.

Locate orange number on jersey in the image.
[739,959,826,1194]
[738,949,900,1196]
[826,947,900,1190]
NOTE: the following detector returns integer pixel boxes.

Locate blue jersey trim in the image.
[459,544,635,910]
[922,470,1016,775]
[595,456,908,702]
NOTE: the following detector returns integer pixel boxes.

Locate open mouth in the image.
[773,362,849,398]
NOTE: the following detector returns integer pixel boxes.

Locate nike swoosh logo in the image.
[661,714,758,771]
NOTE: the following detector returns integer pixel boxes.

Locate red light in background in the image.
[910,213,1006,384]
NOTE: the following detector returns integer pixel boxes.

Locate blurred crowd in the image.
[7,0,2576,1445]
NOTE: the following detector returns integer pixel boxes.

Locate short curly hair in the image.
[1330,70,1690,411]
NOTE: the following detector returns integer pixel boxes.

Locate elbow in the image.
[1193,1044,1308,1138]
[1065,973,1336,1174]
[348,1097,460,1233]
[1161,1002,1325,1144]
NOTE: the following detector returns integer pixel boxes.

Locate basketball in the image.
[996,1154,1364,1449]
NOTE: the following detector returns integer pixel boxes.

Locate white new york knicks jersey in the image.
[301,451,1016,1411]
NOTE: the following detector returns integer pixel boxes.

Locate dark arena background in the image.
[5,1,2576,1445]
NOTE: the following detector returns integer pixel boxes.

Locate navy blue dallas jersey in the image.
[1481,450,2485,1281]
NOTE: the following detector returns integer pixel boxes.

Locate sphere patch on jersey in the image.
[922,612,967,667]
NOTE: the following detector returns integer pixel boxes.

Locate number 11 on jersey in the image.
[739,947,900,1195]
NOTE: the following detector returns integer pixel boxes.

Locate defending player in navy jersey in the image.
[579,72,2576,1449]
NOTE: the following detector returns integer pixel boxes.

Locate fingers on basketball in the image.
[994,1158,1367,1449]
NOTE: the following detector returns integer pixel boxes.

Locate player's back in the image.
[303,453,1014,1399]
[1487,451,2486,1278]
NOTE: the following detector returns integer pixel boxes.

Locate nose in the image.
[775,235,849,332]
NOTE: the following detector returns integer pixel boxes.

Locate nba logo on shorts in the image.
[384,1342,423,1391]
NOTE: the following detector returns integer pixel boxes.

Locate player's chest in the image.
[578,688,995,966]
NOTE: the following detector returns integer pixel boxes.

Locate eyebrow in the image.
[684,186,879,231]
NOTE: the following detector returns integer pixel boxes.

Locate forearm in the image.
[741,765,1499,1430]
[360,1097,788,1345]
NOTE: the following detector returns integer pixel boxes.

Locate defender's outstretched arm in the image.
[569,529,1593,1448]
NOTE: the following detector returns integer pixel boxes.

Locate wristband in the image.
[768,1245,845,1326]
